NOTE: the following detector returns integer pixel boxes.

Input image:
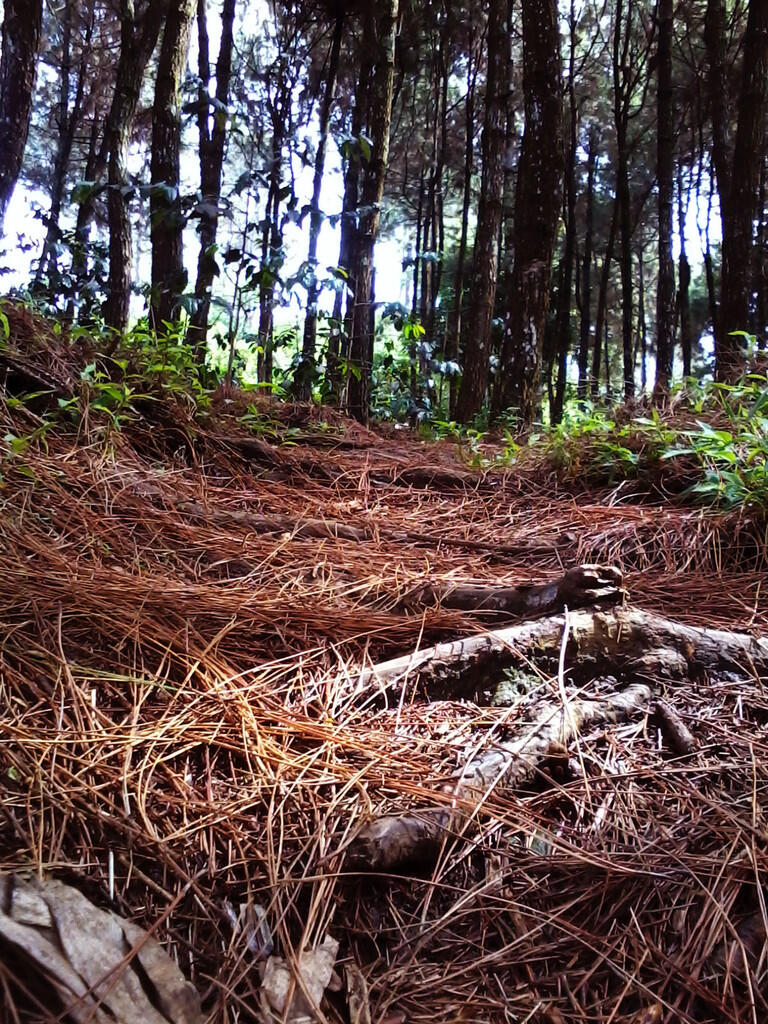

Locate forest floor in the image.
[1,305,768,1024]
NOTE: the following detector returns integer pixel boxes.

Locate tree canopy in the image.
[1,0,766,426]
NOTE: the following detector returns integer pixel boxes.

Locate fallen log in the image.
[353,606,768,705]
[344,683,651,871]
[420,564,623,617]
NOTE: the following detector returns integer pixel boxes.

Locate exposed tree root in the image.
[419,563,624,617]
[345,605,768,870]
[354,606,768,703]
[345,683,651,871]
[653,698,697,756]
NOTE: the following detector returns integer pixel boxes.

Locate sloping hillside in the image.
[2,306,768,1023]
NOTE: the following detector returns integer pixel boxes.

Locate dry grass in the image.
[1,307,768,1022]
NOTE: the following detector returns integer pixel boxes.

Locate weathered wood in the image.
[654,699,697,756]
[422,564,623,617]
[345,683,651,871]
[353,607,768,704]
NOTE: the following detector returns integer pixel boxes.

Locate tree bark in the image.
[420,564,623,619]
[444,35,476,419]
[324,45,372,403]
[256,116,284,385]
[294,14,344,399]
[186,0,236,359]
[354,606,768,707]
[347,0,399,424]
[150,0,195,329]
[591,198,618,398]
[0,0,43,234]
[755,158,767,350]
[552,0,579,425]
[677,165,693,376]
[494,0,564,428]
[613,0,635,401]
[636,244,647,392]
[453,0,508,424]
[32,0,94,295]
[653,0,675,400]
[712,0,768,379]
[705,0,768,377]
[103,0,168,332]
[577,128,597,399]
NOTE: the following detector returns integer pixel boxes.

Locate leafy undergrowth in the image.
[1,305,768,1023]
[430,379,768,514]
[539,385,768,510]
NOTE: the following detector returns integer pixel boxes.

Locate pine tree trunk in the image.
[187,0,236,360]
[637,244,647,392]
[0,0,43,233]
[494,0,563,428]
[150,0,195,329]
[677,165,692,376]
[552,1,578,425]
[70,114,103,318]
[755,158,767,349]
[613,0,634,401]
[294,14,344,399]
[347,0,399,424]
[577,128,596,398]
[591,197,618,398]
[324,46,372,403]
[444,36,475,419]
[452,0,507,424]
[33,0,89,293]
[103,0,167,331]
[710,0,768,379]
[653,0,675,400]
[257,114,284,385]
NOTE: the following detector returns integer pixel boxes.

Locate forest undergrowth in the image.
[2,305,768,1023]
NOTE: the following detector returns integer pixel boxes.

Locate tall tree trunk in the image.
[577,127,597,398]
[103,0,168,331]
[324,48,372,403]
[708,0,768,379]
[186,0,236,360]
[347,0,399,424]
[453,0,508,423]
[70,113,103,318]
[552,0,578,425]
[0,0,43,233]
[677,164,692,376]
[591,197,618,399]
[653,0,675,400]
[33,0,93,294]
[494,0,564,429]
[150,0,195,329]
[755,158,767,350]
[410,172,425,406]
[257,104,285,385]
[636,243,647,393]
[444,33,475,419]
[294,14,344,399]
[613,0,634,400]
